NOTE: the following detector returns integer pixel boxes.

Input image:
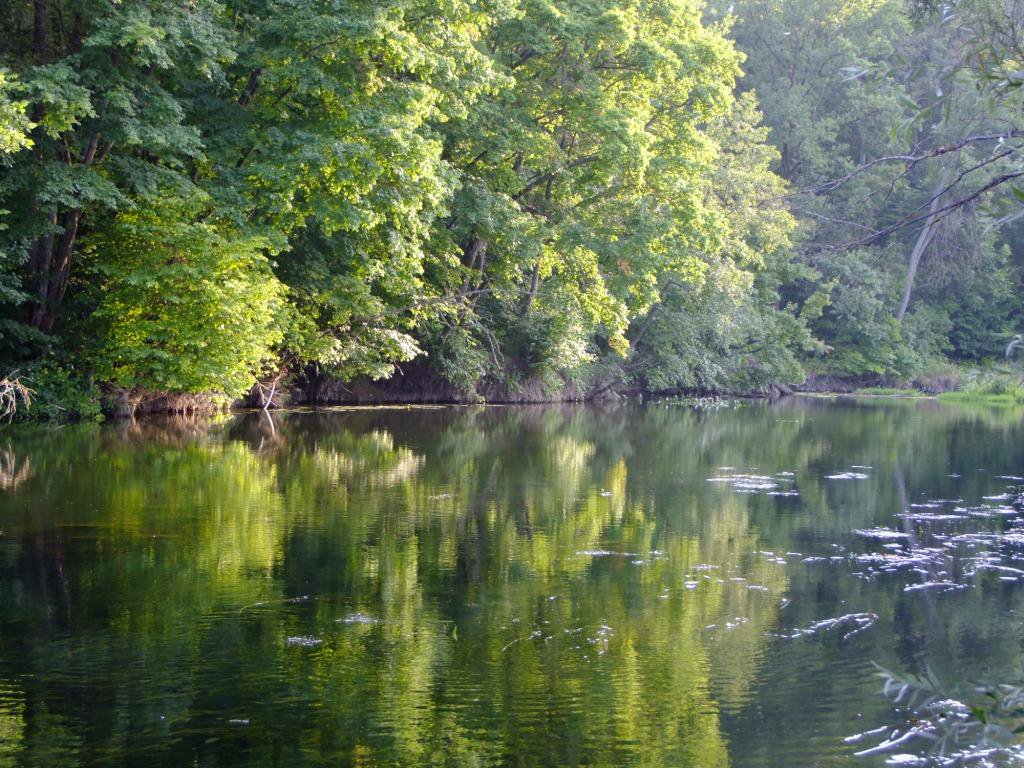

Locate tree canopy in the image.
[0,0,1021,415]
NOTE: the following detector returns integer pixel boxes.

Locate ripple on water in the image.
[844,483,1024,596]
[1,401,1023,768]
[284,636,323,648]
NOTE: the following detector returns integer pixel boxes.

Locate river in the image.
[1,397,1023,766]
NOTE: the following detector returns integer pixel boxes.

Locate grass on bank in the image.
[818,358,1024,405]
[940,391,1024,405]
[851,386,919,396]
[936,370,1024,405]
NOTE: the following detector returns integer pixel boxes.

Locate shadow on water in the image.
[0,397,1022,766]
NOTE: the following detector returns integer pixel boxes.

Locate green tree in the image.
[424,0,781,397]
[715,0,1023,382]
[0,69,32,156]
[85,194,286,406]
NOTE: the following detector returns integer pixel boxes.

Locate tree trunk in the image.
[520,176,553,316]
[521,261,541,315]
[897,169,949,321]
[33,0,47,60]
[43,209,83,331]
[29,134,99,331]
[459,237,488,299]
[780,142,795,180]
[28,210,57,329]
[30,207,83,332]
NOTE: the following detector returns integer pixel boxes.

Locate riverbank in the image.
[5,360,1022,423]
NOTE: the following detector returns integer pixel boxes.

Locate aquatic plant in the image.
[851,666,1024,766]
[661,396,739,410]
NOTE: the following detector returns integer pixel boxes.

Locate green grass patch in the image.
[937,372,1024,406]
[852,387,920,396]
[938,390,1024,406]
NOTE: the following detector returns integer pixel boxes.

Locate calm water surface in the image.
[1,398,1024,767]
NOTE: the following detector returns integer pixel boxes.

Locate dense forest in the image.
[0,0,1021,418]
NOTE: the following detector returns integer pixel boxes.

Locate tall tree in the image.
[424,0,764,394]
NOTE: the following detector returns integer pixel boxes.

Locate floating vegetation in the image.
[757,550,791,565]
[662,396,737,409]
[706,470,800,495]
[900,512,967,523]
[707,473,778,491]
[814,480,1024,599]
[501,624,615,658]
[902,582,967,594]
[706,617,750,633]
[500,629,543,652]
[576,549,637,558]
[239,594,313,613]
[855,528,912,541]
[576,549,666,568]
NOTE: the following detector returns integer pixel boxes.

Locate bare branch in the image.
[771,131,1024,203]
[0,374,35,422]
[839,169,1024,250]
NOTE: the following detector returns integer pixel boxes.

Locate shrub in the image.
[86,198,287,403]
[13,361,102,422]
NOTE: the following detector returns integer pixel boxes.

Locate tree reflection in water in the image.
[0,399,1023,767]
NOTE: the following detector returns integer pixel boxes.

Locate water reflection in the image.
[0,399,1022,767]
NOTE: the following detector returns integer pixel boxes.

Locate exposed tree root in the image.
[106,389,219,419]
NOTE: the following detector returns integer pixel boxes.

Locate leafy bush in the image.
[85,197,286,401]
[14,361,102,422]
[430,322,492,398]
[912,359,964,393]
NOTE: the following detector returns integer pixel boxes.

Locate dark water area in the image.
[1,397,1023,767]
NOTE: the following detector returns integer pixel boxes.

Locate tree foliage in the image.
[0,0,1021,412]
[85,194,286,398]
[713,0,1024,382]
